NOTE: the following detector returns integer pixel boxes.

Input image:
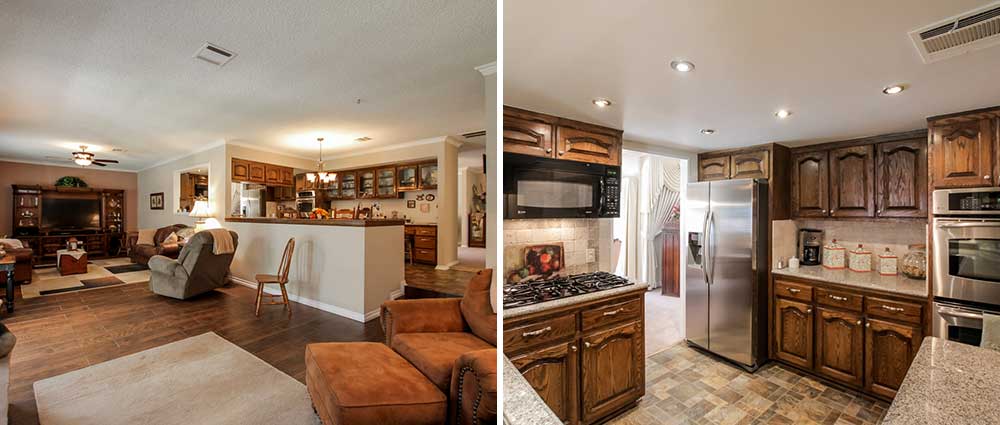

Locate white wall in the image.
[137,144,227,229]
[481,66,499,291]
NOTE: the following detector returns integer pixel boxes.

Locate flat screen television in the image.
[42,198,102,231]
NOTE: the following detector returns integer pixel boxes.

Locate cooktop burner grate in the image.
[503,272,632,308]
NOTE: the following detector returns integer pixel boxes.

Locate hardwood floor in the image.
[404,263,476,297]
[3,281,383,424]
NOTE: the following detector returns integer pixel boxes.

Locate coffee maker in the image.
[798,229,823,266]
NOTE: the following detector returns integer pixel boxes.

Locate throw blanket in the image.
[0,239,23,250]
[207,229,235,255]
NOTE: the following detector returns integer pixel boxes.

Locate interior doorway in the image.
[454,141,487,272]
[612,149,687,356]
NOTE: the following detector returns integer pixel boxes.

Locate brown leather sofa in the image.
[381,269,498,425]
[0,241,33,284]
[128,224,188,265]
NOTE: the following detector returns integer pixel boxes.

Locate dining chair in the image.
[255,238,295,317]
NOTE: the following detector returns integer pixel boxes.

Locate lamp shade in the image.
[189,201,212,218]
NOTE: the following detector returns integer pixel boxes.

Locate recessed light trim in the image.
[700,129,716,135]
[882,84,905,95]
[670,60,695,72]
[592,98,612,108]
[775,109,792,119]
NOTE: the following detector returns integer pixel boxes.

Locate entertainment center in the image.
[11,185,126,264]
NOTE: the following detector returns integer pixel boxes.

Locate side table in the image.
[0,255,14,313]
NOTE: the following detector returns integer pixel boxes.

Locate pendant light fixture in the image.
[306,137,336,183]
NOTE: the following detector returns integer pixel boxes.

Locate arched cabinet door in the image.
[875,139,927,217]
[930,118,994,188]
[791,151,829,217]
[815,308,864,387]
[865,318,922,400]
[503,113,554,158]
[774,298,813,369]
[829,145,875,217]
[580,321,644,423]
[510,342,578,425]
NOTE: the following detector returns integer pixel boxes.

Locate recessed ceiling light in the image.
[775,109,791,119]
[700,129,716,135]
[882,84,905,95]
[670,60,695,72]
[592,98,612,108]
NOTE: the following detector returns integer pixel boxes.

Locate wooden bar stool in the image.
[255,238,295,317]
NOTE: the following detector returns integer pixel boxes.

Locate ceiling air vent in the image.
[910,1,1000,63]
[193,42,237,67]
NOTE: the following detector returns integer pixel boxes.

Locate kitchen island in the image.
[883,337,1000,424]
[223,217,405,322]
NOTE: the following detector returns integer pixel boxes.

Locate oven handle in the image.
[937,306,985,320]
[937,222,1000,228]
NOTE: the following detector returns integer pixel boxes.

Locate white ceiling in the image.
[504,0,1000,152]
[0,0,496,170]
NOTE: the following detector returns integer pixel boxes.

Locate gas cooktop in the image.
[503,272,632,309]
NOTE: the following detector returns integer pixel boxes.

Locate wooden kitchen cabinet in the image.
[730,150,769,179]
[791,151,829,218]
[698,156,731,181]
[929,118,995,188]
[503,112,555,158]
[232,159,250,182]
[580,321,643,424]
[264,164,282,185]
[555,125,621,166]
[774,297,813,369]
[376,167,397,198]
[503,106,623,167]
[510,342,578,424]
[865,318,922,400]
[829,145,875,217]
[405,225,437,265]
[815,308,864,387]
[280,167,294,186]
[248,162,266,183]
[875,139,927,217]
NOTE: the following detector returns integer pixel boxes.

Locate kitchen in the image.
[502,1,1000,424]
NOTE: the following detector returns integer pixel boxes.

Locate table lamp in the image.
[189,201,212,232]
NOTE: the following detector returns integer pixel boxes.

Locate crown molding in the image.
[138,140,228,172]
[225,140,317,162]
[444,135,465,148]
[324,136,449,160]
[0,157,139,173]
[475,61,497,76]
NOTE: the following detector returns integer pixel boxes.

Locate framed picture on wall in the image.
[150,192,164,210]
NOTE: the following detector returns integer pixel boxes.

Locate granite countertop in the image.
[883,337,1000,424]
[503,357,562,425]
[503,281,648,320]
[772,265,927,298]
[225,217,405,227]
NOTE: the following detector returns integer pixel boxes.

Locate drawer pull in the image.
[584,342,592,348]
[603,308,624,316]
[856,320,863,326]
[881,305,905,313]
[806,308,813,314]
[786,288,801,294]
[522,326,552,337]
[828,294,848,302]
[570,345,578,352]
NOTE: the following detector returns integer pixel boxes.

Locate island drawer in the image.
[775,279,813,302]
[414,248,435,263]
[414,236,436,249]
[504,313,576,352]
[865,297,923,325]
[815,287,863,312]
[414,226,437,236]
[582,298,641,331]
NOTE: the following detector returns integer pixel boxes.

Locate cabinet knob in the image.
[866,322,871,328]
[545,148,552,153]
[856,320,862,326]
[584,342,592,348]
[806,308,813,314]
[821,210,827,214]
[986,175,992,180]
[558,151,565,156]
[570,345,578,352]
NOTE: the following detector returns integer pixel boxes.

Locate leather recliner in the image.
[128,224,188,265]
[148,230,238,300]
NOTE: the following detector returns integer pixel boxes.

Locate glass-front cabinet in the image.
[377,167,396,198]
[419,163,438,189]
[339,172,357,199]
[397,164,418,191]
[358,169,376,198]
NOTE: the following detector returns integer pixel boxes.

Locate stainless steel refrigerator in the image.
[685,178,768,371]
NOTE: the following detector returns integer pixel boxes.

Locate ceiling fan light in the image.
[74,157,92,166]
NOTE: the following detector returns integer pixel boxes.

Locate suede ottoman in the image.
[305,342,446,425]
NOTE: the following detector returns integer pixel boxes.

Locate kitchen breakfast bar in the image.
[224,217,405,322]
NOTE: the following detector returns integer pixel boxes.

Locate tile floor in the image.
[645,290,684,356]
[610,344,889,425]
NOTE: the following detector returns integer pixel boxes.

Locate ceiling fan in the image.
[47,145,121,167]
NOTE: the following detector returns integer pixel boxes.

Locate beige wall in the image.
[0,160,138,236]
[137,145,227,229]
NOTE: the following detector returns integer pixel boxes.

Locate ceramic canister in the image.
[878,247,898,276]
[848,244,872,272]
[822,239,846,269]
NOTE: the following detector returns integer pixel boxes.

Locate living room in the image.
[0,1,498,424]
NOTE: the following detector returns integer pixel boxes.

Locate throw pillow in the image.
[176,227,197,241]
[460,268,497,346]
[0,323,15,358]
[136,229,156,246]
[163,232,179,244]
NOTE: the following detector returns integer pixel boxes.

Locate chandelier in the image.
[306,137,336,183]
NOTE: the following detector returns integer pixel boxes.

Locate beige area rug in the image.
[452,246,486,272]
[34,332,320,425]
[23,257,150,299]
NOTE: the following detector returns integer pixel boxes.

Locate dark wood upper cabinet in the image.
[580,320,643,424]
[829,145,875,217]
[510,342,578,425]
[730,150,769,179]
[875,139,927,217]
[815,308,864,387]
[280,167,294,186]
[791,151,829,218]
[232,159,250,182]
[264,164,282,185]
[930,118,995,188]
[774,298,813,369]
[248,162,266,183]
[698,156,731,181]
[555,126,621,166]
[865,318,922,400]
[503,114,554,158]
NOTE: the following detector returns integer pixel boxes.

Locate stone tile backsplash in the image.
[503,218,600,282]
[773,219,927,272]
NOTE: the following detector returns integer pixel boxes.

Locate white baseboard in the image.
[435,260,460,271]
[228,276,379,323]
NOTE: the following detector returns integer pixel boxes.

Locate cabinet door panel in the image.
[232,159,250,182]
[931,119,994,188]
[504,115,554,158]
[698,156,730,181]
[774,298,813,369]
[815,308,864,387]
[730,150,769,179]
[248,162,266,183]
[581,321,643,423]
[876,139,927,217]
[791,152,829,217]
[511,342,578,425]
[865,318,922,400]
[556,126,621,166]
[830,145,875,217]
[264,165,282,184]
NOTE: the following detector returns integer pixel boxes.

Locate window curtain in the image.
[643,156,682,289]
[618,176,640,281]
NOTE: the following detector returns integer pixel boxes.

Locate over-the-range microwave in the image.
[503,152,620,219]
